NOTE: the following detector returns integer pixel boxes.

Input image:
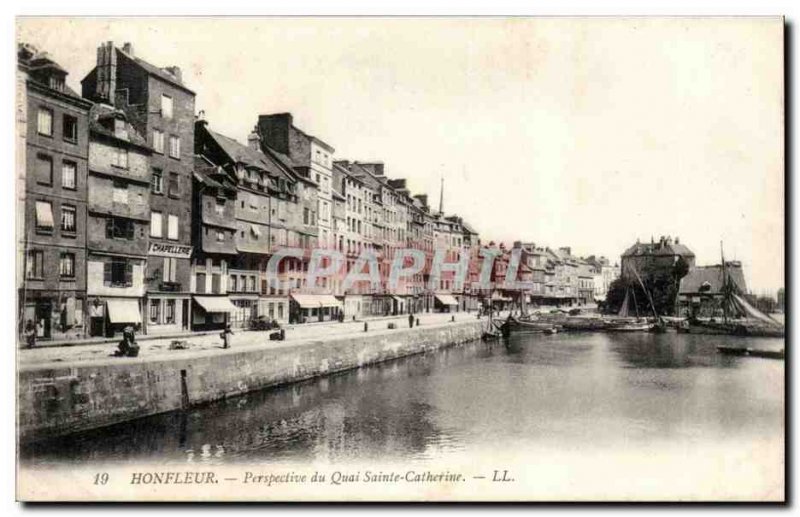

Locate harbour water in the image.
[21,331,784,473]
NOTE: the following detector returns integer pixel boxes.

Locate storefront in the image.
[87,298,142,338]
[192,295,237,331]
[434,293,459,313]
[290,293,343,323]
[20,290,86,341]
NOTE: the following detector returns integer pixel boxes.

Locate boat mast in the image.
[721,241,728,324]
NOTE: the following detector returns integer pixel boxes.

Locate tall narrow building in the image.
[82,42,196,335]
[19,44,92,341]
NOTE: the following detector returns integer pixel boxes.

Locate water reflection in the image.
[21,332,783,466]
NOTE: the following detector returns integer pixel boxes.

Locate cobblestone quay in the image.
[18,320,483,443]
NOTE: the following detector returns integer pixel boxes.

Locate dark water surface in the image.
[21,332,784,467]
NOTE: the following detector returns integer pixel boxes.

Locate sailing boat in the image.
[686,242,784,338]
[605,264,655,332]
[499,290,559,337]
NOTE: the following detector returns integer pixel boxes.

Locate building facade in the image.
[82,41,196,335]
[86,105,152,337]
[19,46,92,341]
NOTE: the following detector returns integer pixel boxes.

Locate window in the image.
[167,214,179,240]
[215,197,225,215]
[216,230,224,242]
[196,272,206,294]
[211,273,221,294]
[150,211,162,238]
[35,201,54,231]
[151,168,163,194]
[153,130,164,154]
[61,205,76,233]
[163,257,177,283]
[149,299,161,324]
[59,252,75,277]
[26,250,44,279]
[105,258,132,287]
[248,276,256,292]
[164,300,176,324]
[62,115,77,142]
[303,207,309,225]
[112,147,128,168]
[169,135,180,159]
[168,172,180,197]
[230,275,238,292]
[161,95,173,119]
[37,108,53,136]
[36,154,53,186]
[106,217,135,240]
[61,161,76,189]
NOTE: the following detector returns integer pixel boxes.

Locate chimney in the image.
[414,194,428,207]
[121,42,134,57]
[195,110,208,128]
[247,127,261,151]
[163,66,182,83]
[257,113,293,156]
[94,41,117,104]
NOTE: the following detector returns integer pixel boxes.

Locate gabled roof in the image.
[119,48,195,95]
[679,264,747,295]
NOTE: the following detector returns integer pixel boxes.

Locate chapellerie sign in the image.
[148,243,193,258]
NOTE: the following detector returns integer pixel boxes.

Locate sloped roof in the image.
[623,240,695,258]
[679,264,747,295]
[89,104,150,149]
[120,48,195,95]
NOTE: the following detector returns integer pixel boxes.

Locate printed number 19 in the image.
[94,473,109,485]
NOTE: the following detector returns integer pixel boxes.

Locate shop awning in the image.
[194,296,237,313]
[434,294,459,306]
[35,201,54,228]
[106,299,141,324]
[290,293,342,309]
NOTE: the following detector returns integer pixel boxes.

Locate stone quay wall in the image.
[18,320,483,443]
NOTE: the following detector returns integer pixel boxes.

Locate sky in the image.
[16,17,785,294]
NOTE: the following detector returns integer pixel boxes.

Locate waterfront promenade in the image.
[18,311,490,368]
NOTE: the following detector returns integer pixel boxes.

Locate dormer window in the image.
[49,75,65,92]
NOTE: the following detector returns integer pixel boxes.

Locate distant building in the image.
[621,235,695,280]
[678,262,748,318]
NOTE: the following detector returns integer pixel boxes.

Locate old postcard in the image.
[15,16,785,502]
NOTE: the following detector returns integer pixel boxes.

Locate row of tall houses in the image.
[16,41,490,341]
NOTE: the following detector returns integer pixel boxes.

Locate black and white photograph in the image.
[13,15,785,502]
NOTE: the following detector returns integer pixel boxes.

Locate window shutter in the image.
[125,261,133,285]
[103,261,112,285]
[127,221,135,240]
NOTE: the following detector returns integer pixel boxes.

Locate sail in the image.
[618,288,630,317]
[731,294,782,326]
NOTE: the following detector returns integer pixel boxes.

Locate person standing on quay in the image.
[221,324,234,349]
[24,320,36,349]
[409,312,414,328]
